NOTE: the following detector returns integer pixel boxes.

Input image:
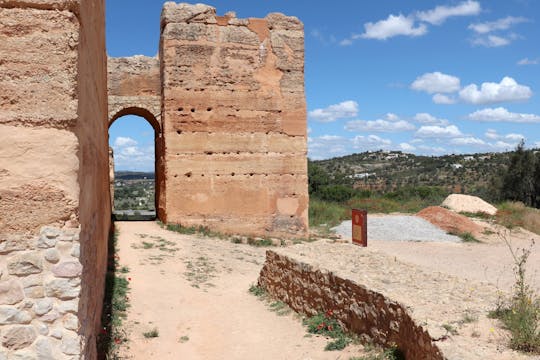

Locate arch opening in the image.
[108,111,165,221]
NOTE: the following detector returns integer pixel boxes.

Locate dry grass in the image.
[496,202,540,235]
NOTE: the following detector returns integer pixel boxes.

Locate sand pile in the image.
[417,206,484,236]
[442,194,498,215]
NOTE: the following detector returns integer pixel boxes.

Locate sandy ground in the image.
[335,216,540,292]
[112,218,540,360]
[114,221,369,360]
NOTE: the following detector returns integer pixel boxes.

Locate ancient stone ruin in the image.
[0,1,308,357]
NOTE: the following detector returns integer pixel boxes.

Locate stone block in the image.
[52,261,82,278]
[44,279,79,300]
[7,252,43,276]
[0,280,24,305]
[1,325,36,350]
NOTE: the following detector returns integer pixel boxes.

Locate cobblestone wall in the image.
[258,250,444,360]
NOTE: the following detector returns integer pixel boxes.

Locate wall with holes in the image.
[159,3,308,237]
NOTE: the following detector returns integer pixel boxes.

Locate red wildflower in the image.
[326,310,333,317]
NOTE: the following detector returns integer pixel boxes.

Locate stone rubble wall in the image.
[0,0,109,358]
[258,250,444,360]
[160,3,309,238]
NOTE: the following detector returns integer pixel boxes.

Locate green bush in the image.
[309,199,348,227]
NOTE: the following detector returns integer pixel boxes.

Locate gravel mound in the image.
[331,215,460,242]
[417,206,484,236]
[442,194,497,215]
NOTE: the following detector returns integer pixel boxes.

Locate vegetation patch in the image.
[98,230,131,359]
[303,310,353,351]
[490,233,540,353]
[143,328,159,338]
[496,202,540,235]
[447,230,481,243]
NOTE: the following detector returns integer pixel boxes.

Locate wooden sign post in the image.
[352,209,367,247]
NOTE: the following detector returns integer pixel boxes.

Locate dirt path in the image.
[114,221,367,360]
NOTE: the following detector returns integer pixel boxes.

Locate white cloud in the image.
[308,134,393,160]
[114,136,137,147]
[432,93,457,104]
[342,1,480,44]
[112,142,155,171]
[360,14,427,40]
[459,77,532,104]
[416,0,481,25]
[352,135,392,148]
[308,100,359,122]
[411,72,461,94]
[417,145,447,154]
[505,133,525,141]
[485,129,499,140]
[468,107,540,123]
[415,125,463,138]
[345,113,415,132]
[450,136,486,146]
[469,16,528,34]
[399,142,416,152]
[518,57,539,65]
[471,34,512,47]
[413,113,449,126]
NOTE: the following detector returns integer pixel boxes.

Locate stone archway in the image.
[109,108,166,221]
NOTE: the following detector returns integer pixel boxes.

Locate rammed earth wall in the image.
[0,0,109,358]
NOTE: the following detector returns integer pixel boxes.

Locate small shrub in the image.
[491,232,540,353]
[304,310,352,351]
[143,328,159,338]
[447,230,480,243]
[249,284,266,297]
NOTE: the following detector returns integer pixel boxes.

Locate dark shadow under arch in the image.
[108,108,165,221]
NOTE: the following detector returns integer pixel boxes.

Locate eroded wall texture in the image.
[0,0,109,358]
[160,4,309,238]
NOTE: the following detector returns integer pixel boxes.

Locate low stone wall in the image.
[258,249,444,360]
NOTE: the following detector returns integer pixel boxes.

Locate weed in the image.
[304,310,353,351]
[448,230,481,243]
[269,301,292,316]
[249,284,266,297]
[460,310,478,324]
[442,323,459,336]
[459,211,494,220]
[179,335,189,343]
[349,345,404,360]
[143,328,159,338]
[119,266,130,274]
[490,231,540,353]
[142,241,154,249]
[97,230,131,359]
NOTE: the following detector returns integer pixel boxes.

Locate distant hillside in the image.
[313,150,523,202]
[115,171,155,180]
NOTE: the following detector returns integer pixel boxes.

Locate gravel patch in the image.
[331,215,461,242]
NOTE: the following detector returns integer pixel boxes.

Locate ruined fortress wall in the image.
[160,4,309,238]
[0,0,109,358]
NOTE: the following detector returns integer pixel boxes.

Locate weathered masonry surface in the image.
[0,0,110,358]
[1,1,307,358]
[109,3,309,238]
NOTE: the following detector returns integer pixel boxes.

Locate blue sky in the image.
[107,0,540,170]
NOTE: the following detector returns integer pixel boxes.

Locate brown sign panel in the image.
[352,209,367,247]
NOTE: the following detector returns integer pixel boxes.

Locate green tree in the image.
[307,161,330,195]
[501,140,536,206]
